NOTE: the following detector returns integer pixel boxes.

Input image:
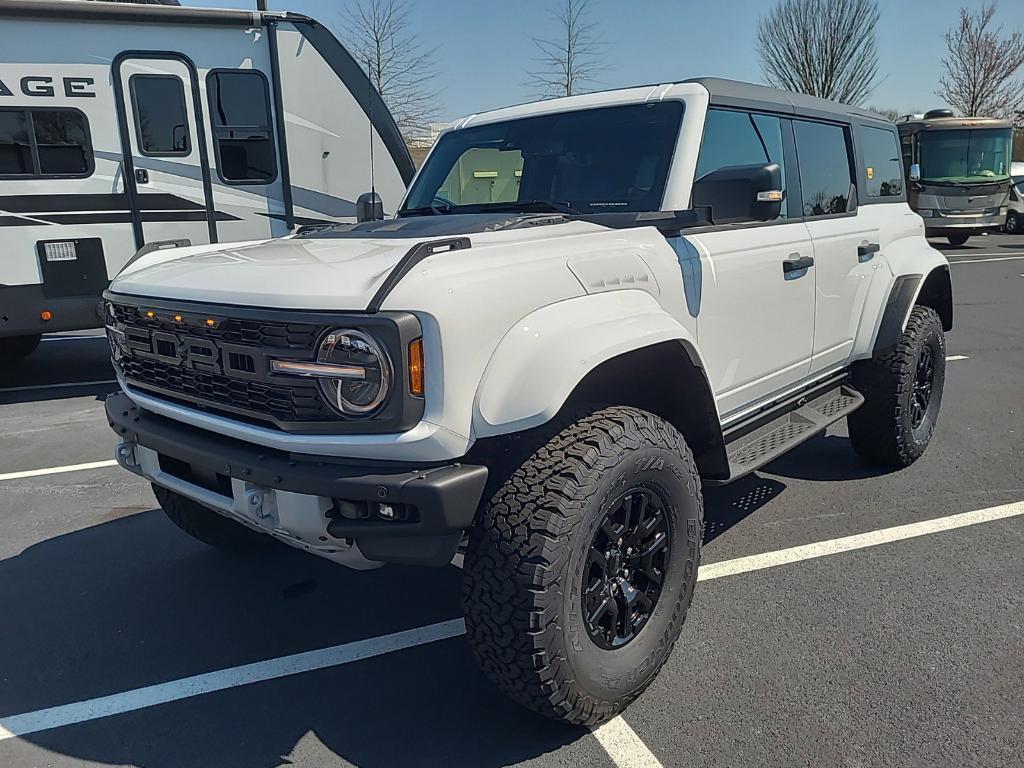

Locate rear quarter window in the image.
[859,125,904,198]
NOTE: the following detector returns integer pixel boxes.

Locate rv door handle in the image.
[782,254,814,275]
[135,168,149,185]
[858,243,880,262]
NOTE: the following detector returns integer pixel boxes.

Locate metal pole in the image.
[257,0,268,10]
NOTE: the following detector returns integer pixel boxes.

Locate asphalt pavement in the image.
[0,234,1021,768]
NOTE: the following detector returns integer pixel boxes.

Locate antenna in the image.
[367,57,376,200]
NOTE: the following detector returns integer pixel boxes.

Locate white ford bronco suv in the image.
[104,78,953,725]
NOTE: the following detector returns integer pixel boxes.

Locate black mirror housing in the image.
[691,163,783,224]
[356,192,385,223]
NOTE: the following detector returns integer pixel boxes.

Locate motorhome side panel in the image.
[275,23,407,220]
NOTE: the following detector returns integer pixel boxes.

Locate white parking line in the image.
[1,500,1021,748]
[40,335,106,343]
[948,254,1024,264]
[946,354,969,361]
[0,379,117,394]
[697,501,1023,581]
[592,717,664,767]
[0,460,118,482]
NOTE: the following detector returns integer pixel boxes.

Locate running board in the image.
[723,384,864,481]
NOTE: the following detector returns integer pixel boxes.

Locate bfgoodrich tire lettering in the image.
[848,305,946,467]
[461,406,702,726]
[153,484,272,551]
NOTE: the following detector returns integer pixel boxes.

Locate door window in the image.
[696,109,789,219]
[859,125,903,198]
[206,70,277,184]
[793,120,854,217]
[0,108,93,178]
[130,75,191,156]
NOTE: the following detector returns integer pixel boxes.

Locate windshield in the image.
[400,102,683,216]
[918,128,1013,183]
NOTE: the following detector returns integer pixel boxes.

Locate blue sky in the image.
[183,0,1024,121]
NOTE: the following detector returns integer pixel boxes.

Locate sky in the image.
[182,0,1024,123]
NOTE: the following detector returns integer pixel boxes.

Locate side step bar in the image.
[722,383,864,482]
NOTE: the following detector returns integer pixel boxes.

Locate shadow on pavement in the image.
[0,510,581,767]
[762,433,889,482]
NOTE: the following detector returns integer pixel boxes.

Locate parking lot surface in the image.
[1,235,1022,767]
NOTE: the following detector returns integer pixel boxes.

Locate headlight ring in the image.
[315,328,392,416]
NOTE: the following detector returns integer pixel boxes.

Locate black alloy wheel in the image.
[583,487,671,649]
[910,345,935,430]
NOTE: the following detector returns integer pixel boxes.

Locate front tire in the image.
[848,306,946,467]
[153,484,272,551]
[462,406,702,726]
[0,334,42,362]
[946,233,970,247]
[1006,212,1020,234]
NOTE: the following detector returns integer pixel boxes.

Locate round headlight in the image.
[316,329,391,415]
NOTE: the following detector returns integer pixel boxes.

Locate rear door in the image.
[689,109,816,417]
[116,54,216,250]
[795,119,880,372]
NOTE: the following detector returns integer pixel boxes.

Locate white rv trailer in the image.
[0,0,413,361]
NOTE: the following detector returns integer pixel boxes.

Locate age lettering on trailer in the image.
[103,77,953,725]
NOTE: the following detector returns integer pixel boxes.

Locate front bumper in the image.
[925,223,1004,237]
[106,392,488,567]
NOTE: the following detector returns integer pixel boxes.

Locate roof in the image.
[896,115,1013,131]
[0,0,298,26]
[684,77,892,126]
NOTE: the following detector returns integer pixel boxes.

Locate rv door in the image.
[115,54,218,250]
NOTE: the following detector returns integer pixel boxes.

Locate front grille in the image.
[108,300,335,429]
[118,356,333,423]
[109,303,320,349]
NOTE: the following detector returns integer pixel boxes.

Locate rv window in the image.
[0,108,93,179]
[207,70,277,185]
[0,111,33,175]
[130,75,191,156]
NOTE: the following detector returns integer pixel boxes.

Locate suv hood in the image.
[110,215,603,310]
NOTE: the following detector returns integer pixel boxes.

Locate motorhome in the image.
[896,109,1013,246]
[0,0,412,362]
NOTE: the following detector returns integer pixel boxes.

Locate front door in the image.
[115,54,216,250]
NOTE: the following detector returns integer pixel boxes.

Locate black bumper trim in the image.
[106,392,488,542]
[1,283,105,337]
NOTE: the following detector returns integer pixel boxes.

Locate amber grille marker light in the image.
[408,339,424,396]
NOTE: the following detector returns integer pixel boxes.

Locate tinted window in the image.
[860,126,903,197]
[696,109,788,218]
[207,70,277,184]
[794,120,853,216]
[0,111,33,175]
[402,102,683,214]
[130,75,191,156]
[0,108,93,178]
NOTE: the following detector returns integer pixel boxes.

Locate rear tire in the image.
[153,484,272,551]
[462,406,702,726]
[946,233,970,247]
[847,306,946,467]
[0,334,42,362]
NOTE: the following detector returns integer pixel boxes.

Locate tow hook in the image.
[115,442,139,473]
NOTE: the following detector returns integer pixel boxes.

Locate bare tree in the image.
[937,3,1024,118]
[339,0,439,140]
[867,106,904,122]
[757,0,879,106]
[527,0,605,99]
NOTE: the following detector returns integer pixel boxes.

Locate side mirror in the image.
[356,191,384,223]
[909,163,921,182]
[691,162,783,224]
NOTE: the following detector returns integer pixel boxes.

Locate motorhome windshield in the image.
[918,128,1013,184]
[400,102,684,216]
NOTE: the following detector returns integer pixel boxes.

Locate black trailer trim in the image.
[267,22,295,230]
[291,19,417,186]
[0,192,205,213]
[112,51,219,249]
[366,238,472,313]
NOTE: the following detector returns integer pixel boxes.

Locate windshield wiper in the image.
[399,200,454,217]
